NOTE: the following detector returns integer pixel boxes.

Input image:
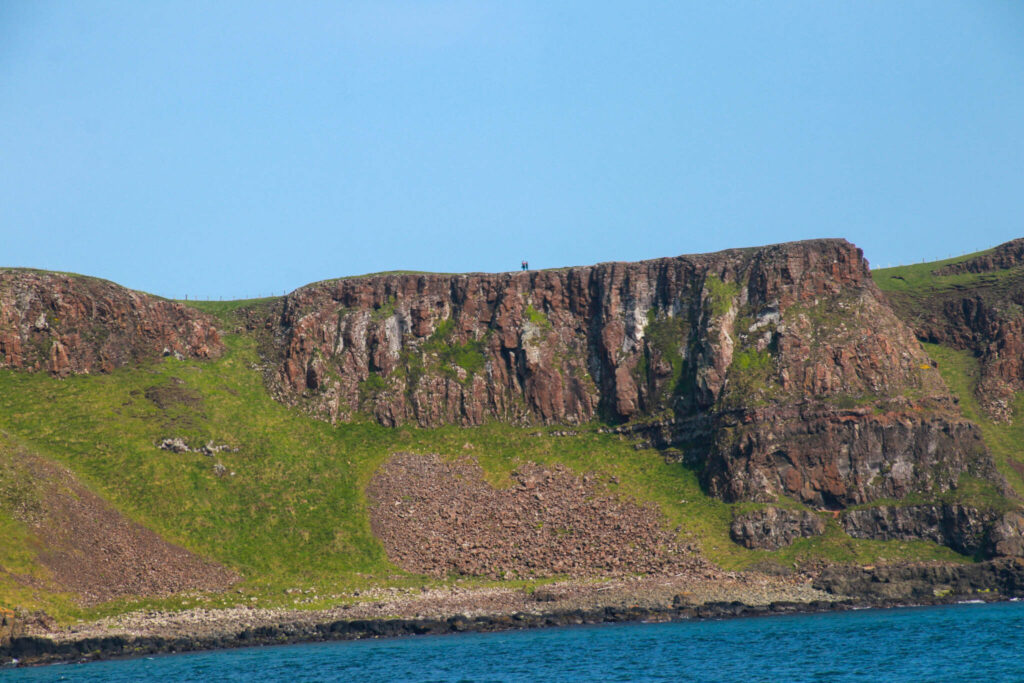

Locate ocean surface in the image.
[5,601,1024,682]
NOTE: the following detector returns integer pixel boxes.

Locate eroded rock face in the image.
[264,239,1002,510]
[881,238,1024,421]
[267,238,931,427]
[0,271,222,376]
[729,506,825,550]
[841,504,995,556]
[907,290,1024,421]
[702,400,994,508]
[987,511,1024,558]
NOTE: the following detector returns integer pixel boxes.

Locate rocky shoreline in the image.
[6,559,1024,668]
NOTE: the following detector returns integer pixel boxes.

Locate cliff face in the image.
[880,239,1024,421]
[265,239,998,508]
[0,245,1004,523]
[699,398,993,507]
[0,270,222,376]
[270,240,916,424]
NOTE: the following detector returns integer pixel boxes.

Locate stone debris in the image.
[367,452,719,580]
[0,447,238,605]
[157,438,238,456]
[23,572,834,644]
[730,506,826,550]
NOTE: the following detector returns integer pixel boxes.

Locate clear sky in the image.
[3,2,1023,300]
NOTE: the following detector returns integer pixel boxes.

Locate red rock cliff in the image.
[882,238,1024,421]
[0,270,222,376]
[265,239,999,508]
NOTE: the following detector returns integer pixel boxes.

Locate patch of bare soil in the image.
[0,445,238,604]
[367,453,720,580]
[143,378,203,410]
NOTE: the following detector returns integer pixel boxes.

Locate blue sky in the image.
[2,2,1023,299]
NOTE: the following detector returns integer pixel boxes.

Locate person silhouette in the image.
[521,260,528,271]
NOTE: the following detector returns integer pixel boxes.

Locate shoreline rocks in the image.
[6,560,1024,668]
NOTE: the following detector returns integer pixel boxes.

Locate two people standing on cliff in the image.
[521,260,529,271]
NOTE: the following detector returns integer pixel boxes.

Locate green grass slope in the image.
[0,335,970,621]
[872,247,1024,326]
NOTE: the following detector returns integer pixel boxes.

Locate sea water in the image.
[5,601,1024,682]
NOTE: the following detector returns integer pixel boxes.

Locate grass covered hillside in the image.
[8,239,1024,625]
[0,328,970,623]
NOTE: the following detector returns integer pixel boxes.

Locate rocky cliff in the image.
[879,238,1024,421]
[263,239,1000,509]
[0,243,1010,558]
[0,270,222,376]
[932,239,1024,276]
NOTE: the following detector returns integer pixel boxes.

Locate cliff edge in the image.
[261,239,1000,510]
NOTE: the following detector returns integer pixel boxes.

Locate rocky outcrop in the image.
[729,506,825,549]
[701,399,995,508]
[903,287,1024,421]
[0,609,15,649]
[839,505,1024,558]
[813,558,1024,601]
[841,504,995,556]
[263,239,1003,511]
[987,511,1024,557]
[267,239,927,427]
[933,239,1024,276]
[880,238,1024,421]
[0,270,222,376]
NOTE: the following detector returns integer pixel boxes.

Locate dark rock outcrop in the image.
[839,505,1024,559]
[841,504,995,556]
[986,511,1024,558]
[0,609,15,650]
[729,506,825,549]
[813,558,1024,601]
[700,399,994,508]
[0,270,222,376]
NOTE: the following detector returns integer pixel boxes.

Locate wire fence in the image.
[878,247,986,270]
[175,292,291,302]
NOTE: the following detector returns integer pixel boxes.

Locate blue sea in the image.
[5,602,1024,682]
